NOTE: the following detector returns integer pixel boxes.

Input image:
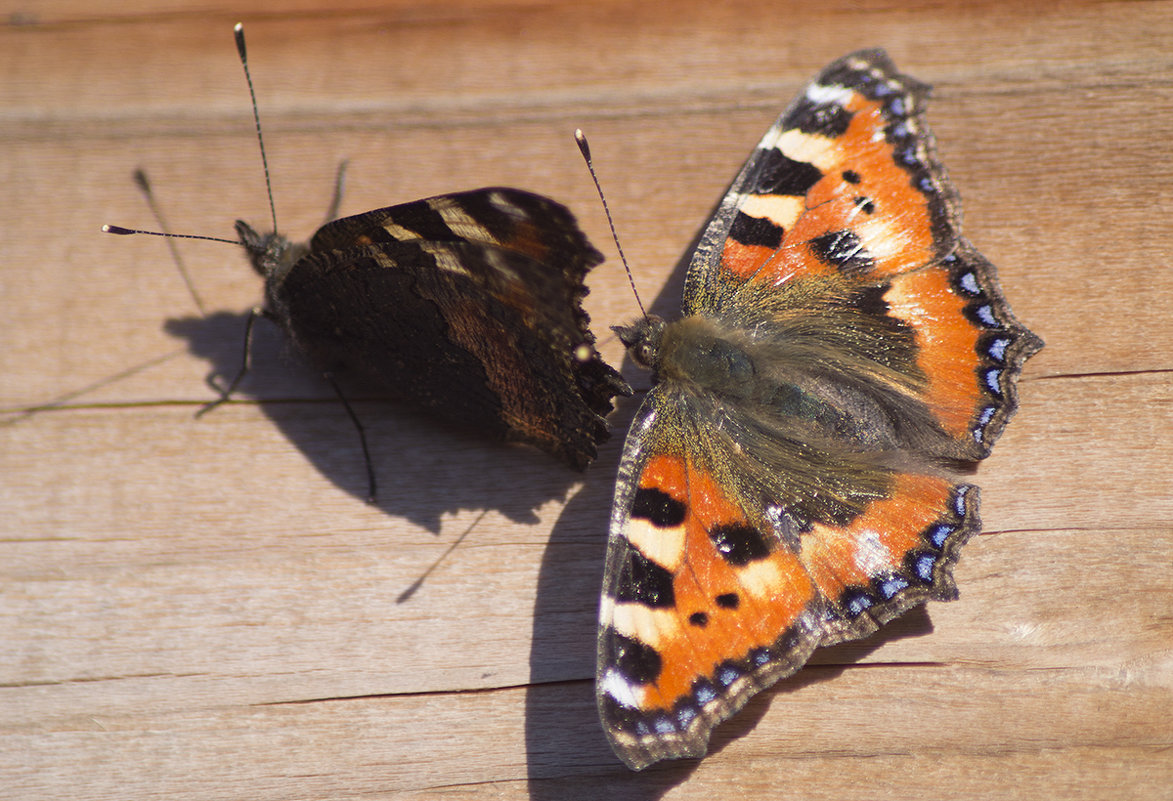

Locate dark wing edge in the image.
[943,240,1044,459]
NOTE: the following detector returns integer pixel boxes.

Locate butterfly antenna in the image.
[575,129,647,320]
[102,25,280,261]
[102,224,239,245]
[234,23,279,236]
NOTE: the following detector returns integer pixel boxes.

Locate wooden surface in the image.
[3,1,1171,798]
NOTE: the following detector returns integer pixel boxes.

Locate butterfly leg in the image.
[197,305,266,418]
[323,371,377,505]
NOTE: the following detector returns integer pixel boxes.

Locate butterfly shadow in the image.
[164,311,585,534]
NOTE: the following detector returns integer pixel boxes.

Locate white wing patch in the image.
[486,189,526,218]
[737,193,806,230]
[417,242,473,276]
[777,129,841,171]
[601,596,683,646]
[624,517,686,573]
[853,529,893,575]
[734,558,786,600]
[601,667,647,708]
[805,81,855,108]
[854,214,911,260]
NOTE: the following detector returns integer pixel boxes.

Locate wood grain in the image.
[3,1,1170,798]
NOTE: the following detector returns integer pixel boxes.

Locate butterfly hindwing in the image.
[598,50,1041,769]
[801,473,980,645]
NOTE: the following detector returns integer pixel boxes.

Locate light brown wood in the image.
[3,1,1170,798]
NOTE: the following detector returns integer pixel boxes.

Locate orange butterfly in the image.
[597,50,1042,770]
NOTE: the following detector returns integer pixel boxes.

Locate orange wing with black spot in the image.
[685,49,956,305]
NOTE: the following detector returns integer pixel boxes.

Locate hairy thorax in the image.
[617,312,936,456]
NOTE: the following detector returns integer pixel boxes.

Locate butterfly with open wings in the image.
[595,49,1043,770]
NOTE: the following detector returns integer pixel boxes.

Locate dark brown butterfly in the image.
[107,24,629,502]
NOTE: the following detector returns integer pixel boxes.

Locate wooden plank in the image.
[2,666,1167,798]
[2,0,1170,797]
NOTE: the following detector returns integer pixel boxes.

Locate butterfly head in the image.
[234,219,307,287]
[613,316,666,370]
